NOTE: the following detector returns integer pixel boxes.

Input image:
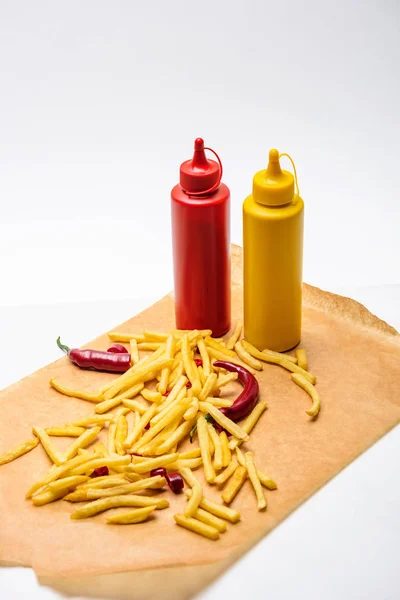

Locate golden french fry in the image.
[234,341,263,370]
[214,459,238,485]
[66,455,130,477]
[129,453,178,474]
[167,361,184,390]
[179,448,201,460]
[167,458,203,470]
[107,416,118,455]
[123,403,158,448]
[219,431,231,467]
[49,378,103,403]
[207,347,256,375]
[205,336,236,358]
[152,375,188,423]
[129,339,139,365]
[199,373,218,402]
[71,494,169,519]
[194,508,227,533]
[235,447,277,490]
[115,415,128,455]
[138,413,182,455]
[242,340,315,383]
[70,414,111,427]
[229,401,267,450]
[122,398,148,415]
[106,506,156,524]
[185,489,241,523]
[111,383,146,406]
[95,396,122,414]
[143,330,172,342]
[32,426,64,465]
[77,475,127,490]
[175,329,208,351]
[182,477,203,518]
[63,489,90,502]
[216,371,239,390]
[221,465,247,504]
[197,337,211,378]
[104,356,173,400]
[181,334,201,395]
[135,402,190,450]
[32,488,67,506]
[0,437,39,466]
[197,365,205,387]
[45,426,86,437]
[153,420,194,455]
[26,453,92,498]
[184,398,199,421]
[291,373,321,417]
[93,441,109,456]
[48,475,88,493]
[295,348,308,371]
[226,320,243,350]
[63,426,102,461]
[199,403,249,441]
[86,475,166,499]
[137,342,164,351]
[141,389,163,403]
[197,416,215,483]
[174,514,219,540]
[207,423,223,470]
[108,332,146,342]
[245,451,266,510]
[157,334,176,394]
[205,397,233,408]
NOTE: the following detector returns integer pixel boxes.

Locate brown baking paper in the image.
[1,245,399,600]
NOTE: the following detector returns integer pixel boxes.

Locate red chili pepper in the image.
[90,466,109,478]
[166,471,184,493]
[150,467,167,478]
[164,390,171,397]
[57,337,131,373]
[186,382,192,389]
[213,361,259,421]
[107,344,129,354]
[194,358,203,367]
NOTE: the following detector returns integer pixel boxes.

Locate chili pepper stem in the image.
[57,337,71,355]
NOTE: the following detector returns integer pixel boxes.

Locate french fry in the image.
[123,403,158,448]
[207,347,256,375]
[157,334,176,395]
[32,488,67,506]
[167,360,184,390]
[152,376,188,423]
[49,378,103,403]
[199,403,249,441]
[65,455,130,477]
[137,342,164,351]
[179,448,201,460]
[205,336,236,358]
[174,514,219,541]
[93,441,109,456]
[143,330,172,342]
[175,329,208,351]
[181,334,201,395]
[115,415,128,455]
[26,453,93,498]
[197,416,216,483]
[207,423,223,470]
[63,426,102,461]
[205,397,233,408]
[245,451,267,510]
[214,459,237,485]
[221,465,247,504]
[194,508,227,533]
[199,373,218,402]
[134,402,190,450]
[0,437,39,466]
[95,396,123,414]
[197,365,205,387]
[234,341,263,370]
[63,489,90,502]
[108,332,146,342]
[104,356,173,400]
[235,448,277,490]
[129,339,139,364]
[185,489,241,523]
[242,340,316,383]
[107,382,145,406]
[129,453,178,474]
[219,431,231,467]
[122,398,148,415]
[216,371,238,390]
[106,506,156,524]
[183,398,199,421]
[71,495,169,519]
[77,475,127,490]
[48,475,88,493]
[291,373,321,417]
[180,468,203,518]
[226,320,243,350]
[153,420,194,455]
[295,348,308,371]
[167,458,203,470]
[107,416,118,455]
[196,337,211,378]
[32,426,64,465]
[45,426,86,437]
[70,414,111,427]
[229,401,267,449]
[141,389,163,404]
[86,475,166,499]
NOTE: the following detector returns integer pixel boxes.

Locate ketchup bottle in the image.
[171,138,231,337]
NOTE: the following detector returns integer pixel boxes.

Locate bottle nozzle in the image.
[266,148,282,176]
[192,137,209,169]
[269,148,280,163]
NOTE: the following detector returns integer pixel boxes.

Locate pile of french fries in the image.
[0,323,320,541]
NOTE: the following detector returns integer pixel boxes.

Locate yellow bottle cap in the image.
[253,148,295,206]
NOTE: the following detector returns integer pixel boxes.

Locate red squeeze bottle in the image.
[171,138,231,337]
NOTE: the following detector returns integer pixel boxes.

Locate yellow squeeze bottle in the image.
[243,149,304,352]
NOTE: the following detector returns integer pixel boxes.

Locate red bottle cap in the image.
[180,138,222,195]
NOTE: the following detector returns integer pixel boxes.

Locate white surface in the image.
[0,0,399,598]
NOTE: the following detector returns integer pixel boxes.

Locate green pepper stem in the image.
[57,336,71,355]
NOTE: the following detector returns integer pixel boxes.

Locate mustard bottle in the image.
[243,149,304,352]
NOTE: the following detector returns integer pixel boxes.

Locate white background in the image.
[0,1,399,599]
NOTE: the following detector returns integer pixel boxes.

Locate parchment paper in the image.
[1,245,399,600]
